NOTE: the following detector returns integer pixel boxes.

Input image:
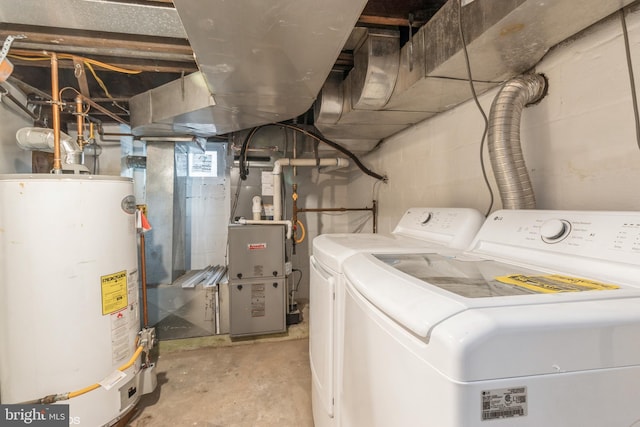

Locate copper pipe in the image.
[292,183,298,226]
[75,95,85,149]
[76,92,129,126]
[140,232,149,328]
[296,207,374,213]
[296,202,378,233]
[50,52,62,174]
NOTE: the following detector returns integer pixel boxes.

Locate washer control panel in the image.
[392,207,485,249]
[540,218,572,243]
[470,210,640,267]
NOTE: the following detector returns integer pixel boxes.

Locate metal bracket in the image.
[0,34,26,64]
[72,57,91,98]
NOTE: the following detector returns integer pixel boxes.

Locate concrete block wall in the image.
[345,7,640,234]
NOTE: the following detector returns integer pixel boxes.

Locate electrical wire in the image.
[457,0,494,217]
[8,51,141,74]
[11,51,136,113]
[279,123,387,182]
[291,268,303,293]
[84,61,129,113]
[238,126,261,180]
[620,7,640,151]
[229,173,243,223]
[238,123,387,182]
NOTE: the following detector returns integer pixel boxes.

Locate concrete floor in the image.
[128,337,313,427]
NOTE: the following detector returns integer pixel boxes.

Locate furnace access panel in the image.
[228,224,286,337]
[228,224,285,280]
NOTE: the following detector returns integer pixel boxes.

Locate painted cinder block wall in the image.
[346,7,640,234]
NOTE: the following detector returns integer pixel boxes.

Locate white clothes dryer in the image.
[340,209,640,427]
[310,207,484,427]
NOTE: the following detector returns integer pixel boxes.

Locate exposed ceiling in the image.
[0,0,447,129]
[2,0,634,149]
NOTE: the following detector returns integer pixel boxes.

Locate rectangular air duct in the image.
[131,0,368,137]
[314,0,635,151]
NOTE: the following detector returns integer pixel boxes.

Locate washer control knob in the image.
[540,219,570,242]
[420,212,433,225]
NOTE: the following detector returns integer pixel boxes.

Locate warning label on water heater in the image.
[101,270,128,315]
[481,387,527,421]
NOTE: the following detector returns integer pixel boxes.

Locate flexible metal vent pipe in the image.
[488,73,547,209]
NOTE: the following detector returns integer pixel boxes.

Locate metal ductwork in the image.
[314,0,635,151]
[488,74,547,210]
[130,0,368,137]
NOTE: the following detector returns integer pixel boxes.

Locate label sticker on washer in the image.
[248,243,267,250]
[482,387,527,421]
[495,274,619,294]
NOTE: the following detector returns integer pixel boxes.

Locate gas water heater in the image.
[0,175,155,426]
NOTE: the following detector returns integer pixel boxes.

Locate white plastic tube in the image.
[236,218,293,240]
[252,195,262,220]
[272,158,349,220]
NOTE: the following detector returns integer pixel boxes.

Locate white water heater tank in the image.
[0,175,142,426]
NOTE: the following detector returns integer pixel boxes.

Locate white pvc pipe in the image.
[236,218,293,240]
[252,195,262,220]
[272,158,349,220]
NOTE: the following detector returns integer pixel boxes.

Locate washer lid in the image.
[311,207,485,272]
[343,253,470,337]
[312,233,426,273]
[343,251,639,339]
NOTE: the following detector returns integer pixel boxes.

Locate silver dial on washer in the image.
[540,219,571,243]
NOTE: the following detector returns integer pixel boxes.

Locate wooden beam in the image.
[9,51,197,74]
[357,14,426,27]
[0,24,192,56]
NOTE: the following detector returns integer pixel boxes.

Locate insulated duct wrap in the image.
[488,73,546,210]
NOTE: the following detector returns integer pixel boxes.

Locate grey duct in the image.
[131,0,368,137]
[488,73,547,210]
[314,0,635,152]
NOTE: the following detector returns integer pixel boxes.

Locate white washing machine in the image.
[310,207,484,427]
[340,209,640,427]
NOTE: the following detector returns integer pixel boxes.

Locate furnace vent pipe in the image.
[488,73,547,209]
[273,158,349,221]
[252,196,262,221]
[16,127,84,167]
